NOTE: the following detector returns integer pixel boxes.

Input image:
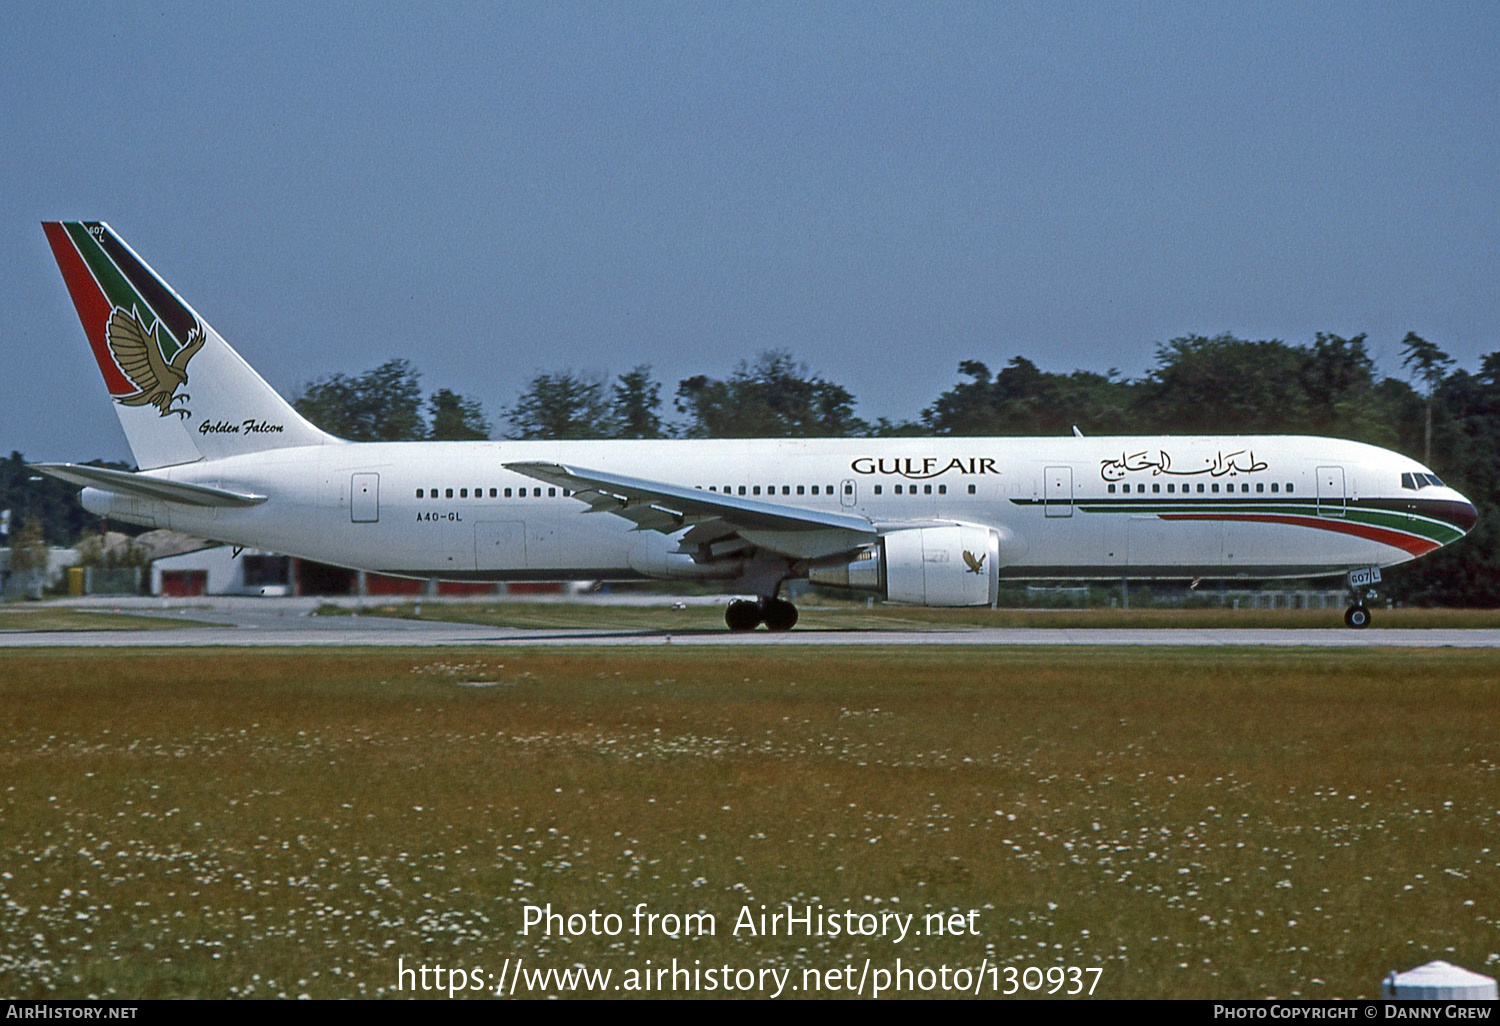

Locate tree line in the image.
[289,332,1460,450]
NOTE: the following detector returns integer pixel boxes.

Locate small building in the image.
[152,547,295,597]
[0,546,80,600]
[148,546,517,598]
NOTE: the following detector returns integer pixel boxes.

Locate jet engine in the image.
[808,524,1000,607]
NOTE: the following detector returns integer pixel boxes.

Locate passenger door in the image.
[1316,466,1346,517]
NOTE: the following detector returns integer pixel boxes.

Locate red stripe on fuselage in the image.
[1159,512,1440,557]
[42,222,132,395]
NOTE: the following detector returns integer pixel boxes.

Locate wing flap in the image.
[505,460,875,559]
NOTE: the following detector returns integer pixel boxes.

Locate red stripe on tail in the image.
[42,222,132,396]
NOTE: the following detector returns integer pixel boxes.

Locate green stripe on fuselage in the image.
[1071,499,1465,546]
[1345,506,1465,546]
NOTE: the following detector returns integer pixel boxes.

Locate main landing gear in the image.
[725,597,799,632]
[1344,604,1371,629]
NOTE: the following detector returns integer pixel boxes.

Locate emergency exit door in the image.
[1044,466,1074,517]
[351,473,379,523]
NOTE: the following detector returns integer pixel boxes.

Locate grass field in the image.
[1,646,1496,999]
[320,599,1500,632]
[0,609,218,632]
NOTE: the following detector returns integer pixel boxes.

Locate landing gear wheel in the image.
[725,600,763,632]
[761,598,799,632]
[1344,604,1371,629]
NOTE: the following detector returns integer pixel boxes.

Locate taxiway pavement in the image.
[2,599,1498,648]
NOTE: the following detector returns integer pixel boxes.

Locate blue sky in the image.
[3,2,1496,461]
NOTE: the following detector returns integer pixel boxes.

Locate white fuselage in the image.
[82,434,1474,587]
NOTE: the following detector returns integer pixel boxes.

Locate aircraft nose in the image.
[1454,496,1479,533]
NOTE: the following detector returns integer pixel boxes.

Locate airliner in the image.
[36,222,1477,630]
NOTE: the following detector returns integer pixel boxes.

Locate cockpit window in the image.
[1403,472,1447,490]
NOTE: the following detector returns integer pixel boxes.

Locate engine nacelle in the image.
[809,524,1000,607]
[627,533,741,580]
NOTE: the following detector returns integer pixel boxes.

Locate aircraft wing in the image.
[504,461,875,560]
[31,463,268,508]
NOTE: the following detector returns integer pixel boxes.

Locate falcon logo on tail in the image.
[105,307,205,418]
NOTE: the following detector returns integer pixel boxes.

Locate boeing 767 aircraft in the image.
[36,222,1477,629]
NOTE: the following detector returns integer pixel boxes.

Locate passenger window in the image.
[1256,483,1264,493]
[416,488,424,498]
[1211,484,1219,494]
[445,488,453,498]
[549,488,556,497]
[490,488,497,498]
[1138,484,1146,494]
[796,485,805,495]
[753,486,761,496]
[873,485,882,495]
[1286,483,1294,493]
[1271,483,1279,493]
[938,484,946,494]
[967,484,976,495]
[1108,484,1116,494]
[1166,483,1174,493]
[1152,483,1160,494]
[782,486,790,495]
[504,488,512,498]
[460,488,468,498]
[1196,483,1204,493]
[1242,483,1249,493]
[924,484,932,494]
[810,486,819,495]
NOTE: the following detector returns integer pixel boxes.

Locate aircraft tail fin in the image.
[42,222,337,470]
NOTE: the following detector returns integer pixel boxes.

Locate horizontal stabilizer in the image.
[31,463,267,508]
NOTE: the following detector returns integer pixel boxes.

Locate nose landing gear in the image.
[1344,567,1380,629]
[724,597,800,632]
